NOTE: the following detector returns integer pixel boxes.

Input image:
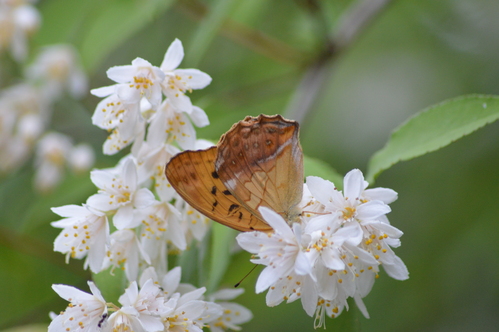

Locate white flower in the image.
[175,197,212,242]
[236,207,312,294]
[48,281,107,332]
[102,123,145,155]
[34,132,73,192]
[68,143,95,173]
[110,280,165,332]
[0,83,49,172]
[87,158,156,229]
[136,201,186,263]
[307,170,408,281]
[304,214,362,272]
[0,1,40,62]
[27,44,87,99]
[91,91,145,143]
[148,99,197,150]
[104,229,150,282]
[160,39,212,112]
[101,57,165,108]
[51,204,109,273]
[207,288,253,332]
[262,270,318,316]
[306,170,391,225]
[161,288,221,332]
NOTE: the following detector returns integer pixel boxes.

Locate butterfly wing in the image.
[215,114,304,221]
[165,146,272,232]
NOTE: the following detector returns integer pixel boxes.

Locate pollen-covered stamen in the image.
[312,232,330,252]
[104,177,133,205]
[167,74,193,96]
[130,76,154,92]
[341,206,356,220]
[140,214,167,240]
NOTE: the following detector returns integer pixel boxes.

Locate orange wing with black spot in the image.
[165,146,271,232]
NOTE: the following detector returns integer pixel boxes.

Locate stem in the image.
[285,0,393,126]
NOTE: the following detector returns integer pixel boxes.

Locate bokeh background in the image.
[1,0,499,331]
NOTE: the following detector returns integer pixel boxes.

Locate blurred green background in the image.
[1,0,499,331]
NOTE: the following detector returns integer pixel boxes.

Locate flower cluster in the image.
[49,39,253,331]
[51,40,214,280]
[0,0,40,62]
[236,169,408,328]
[0,42,91,191]
[48,267,252,332]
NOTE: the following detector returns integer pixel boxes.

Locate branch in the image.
[285,0,393,124]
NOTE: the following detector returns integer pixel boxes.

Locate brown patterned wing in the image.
[165,146,272,232]
[215,114,304,222]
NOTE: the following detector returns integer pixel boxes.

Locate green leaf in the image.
[304,154,343,187]
[207,222,237,293]
[366,94,499,183]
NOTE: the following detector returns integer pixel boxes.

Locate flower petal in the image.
[259,206,294,238]
[175,68,212,89]
[255,266,281,294]
[364,187,398,204]
[343,169,365,200]
[133,188,156,209]
[189,106,210,127]
[382,255,409,280]
[356,200,391,221]
[113,204,135,229]
[90,85,115,97]
[161,39,184,72]
[306,176,338,207]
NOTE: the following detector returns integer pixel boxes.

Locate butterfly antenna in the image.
[234,264,258,288]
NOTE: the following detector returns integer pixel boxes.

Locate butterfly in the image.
[165,114,304,232]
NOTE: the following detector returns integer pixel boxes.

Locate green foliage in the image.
[36,0,174,71]
[367,95,499,182]
[207,222,237,293]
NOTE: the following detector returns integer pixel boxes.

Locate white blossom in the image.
[160,39,212,112]
[27,44,88,99]
[48,281,108,332]
[0,0,40,61]
[51,204,109,273]
[34,132,73,192]
[104,229,150,282]
[68,143,95,174]
[236,207,312,294]
[207,288,253,332]
[136,200,186,262]
[87,158,156,229]
[110,280,165,332]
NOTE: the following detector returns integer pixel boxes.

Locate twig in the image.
[285,0,393,125]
